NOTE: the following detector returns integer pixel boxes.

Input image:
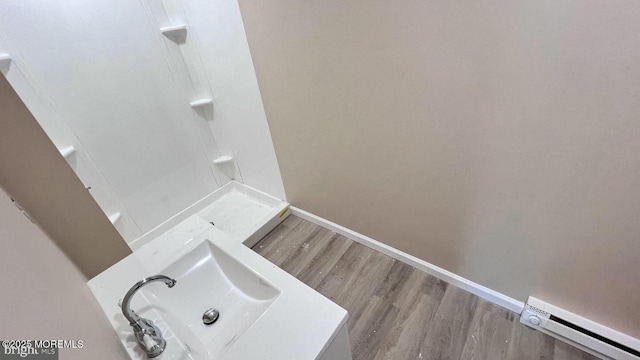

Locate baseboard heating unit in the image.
[520,297,640,360]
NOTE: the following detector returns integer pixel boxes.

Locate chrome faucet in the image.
[120,275,177,358]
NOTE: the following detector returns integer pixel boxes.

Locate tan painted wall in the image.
[0,75,130,279]
[238,0,640,337]
[0,188,128,358]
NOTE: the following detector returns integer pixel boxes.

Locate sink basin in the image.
[89,216,351,360]
[140,240,279,358]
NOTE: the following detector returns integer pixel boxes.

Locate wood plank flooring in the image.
[252,216,599,360]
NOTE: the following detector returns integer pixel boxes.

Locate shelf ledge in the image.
[213,156,233,165]
[189,98,213,108]
[108,212,122,225]
[0,54,11,72]
[160,25,188,44]
[58,145,76,159]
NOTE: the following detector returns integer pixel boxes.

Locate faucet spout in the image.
[121,275,176,326]
[120,274,177,358]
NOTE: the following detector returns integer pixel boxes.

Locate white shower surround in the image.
[0,0,285,244]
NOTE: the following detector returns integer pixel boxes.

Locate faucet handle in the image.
[142,334,159,352]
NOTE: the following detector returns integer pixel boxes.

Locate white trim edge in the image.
[291,206,525,314]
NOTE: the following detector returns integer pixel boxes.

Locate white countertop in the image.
[89,215,348,360]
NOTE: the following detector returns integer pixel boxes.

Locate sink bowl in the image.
[140,240,279,358]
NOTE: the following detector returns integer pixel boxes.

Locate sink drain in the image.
[202,308,219,325]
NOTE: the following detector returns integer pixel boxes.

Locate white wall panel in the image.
[180,0,286,199]
[0,29,142,241]
[0,0,221,238]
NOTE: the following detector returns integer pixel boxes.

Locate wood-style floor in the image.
[252,216,599,360]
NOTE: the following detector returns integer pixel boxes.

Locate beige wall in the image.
[239,0,640,337]
[0,188,128,358]
[0,75,130,278]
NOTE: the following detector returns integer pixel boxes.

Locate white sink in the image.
[89,216,352,360]
[141,240,279,358]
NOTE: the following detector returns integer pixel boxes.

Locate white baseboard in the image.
[291,207,525,314]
